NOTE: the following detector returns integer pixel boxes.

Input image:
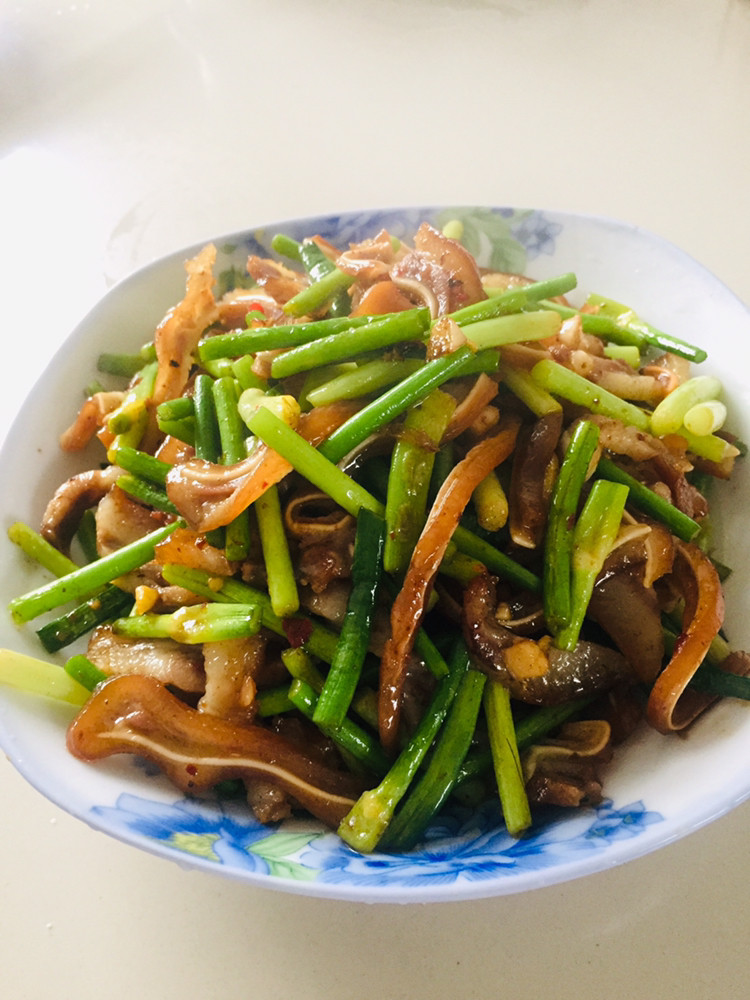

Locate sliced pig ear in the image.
[412,221,488,310]
[588,570,665,684]
[67,673,364,830]
[283,489,354,543]
[462,572,631,706]
[165,402,357,533]
[380,415,521,753]
[59,391,127,453]
[647,541,724,733]
[41,465,123,554]
[522,719,613,809]
[442,373,497,442]
[508,408,563,550]
[152,243,218,410]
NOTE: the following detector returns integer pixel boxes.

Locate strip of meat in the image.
[379,414,520,751]
[647,541,725,732]
[152,244,219,408]
[67,674,364,829]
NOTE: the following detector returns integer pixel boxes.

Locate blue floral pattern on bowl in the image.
[91,789,663,895]
[221,205,563,282]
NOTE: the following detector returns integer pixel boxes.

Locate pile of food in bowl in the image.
[4,213,749,859]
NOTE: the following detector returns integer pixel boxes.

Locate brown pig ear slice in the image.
[66,674,364,829]
[522,719,613,808]
[461,572,631,705]
[647,541,725,734]
[508,409,563,550]
[586,569,666,685]
[379,414,521,753]
[166,400,358,533]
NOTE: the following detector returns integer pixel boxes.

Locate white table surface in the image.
[2,2,749,997]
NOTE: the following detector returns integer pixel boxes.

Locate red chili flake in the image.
[282,617,313,648]
[186,764,198,776]
[673,634,688,656]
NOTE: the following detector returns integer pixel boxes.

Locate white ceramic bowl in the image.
[1,207,749,903]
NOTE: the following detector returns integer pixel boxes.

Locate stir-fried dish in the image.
[5,220,750,852]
